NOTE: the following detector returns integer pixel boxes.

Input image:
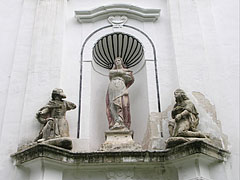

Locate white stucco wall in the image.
[0,0,25,137]
[0,0,38,179]
[0,0,238,180]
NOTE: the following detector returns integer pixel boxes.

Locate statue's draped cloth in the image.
[37,100,76,139]
[171,100,199,137]
[106,69,134,129]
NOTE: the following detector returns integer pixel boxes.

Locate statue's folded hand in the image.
[175,114,182,122]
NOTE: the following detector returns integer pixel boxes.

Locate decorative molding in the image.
[75,4,160,23]
[108,16,128,28]
[106,170,134,180]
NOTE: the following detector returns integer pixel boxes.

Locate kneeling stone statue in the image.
[34,88,76,149]
[166,89,207,148]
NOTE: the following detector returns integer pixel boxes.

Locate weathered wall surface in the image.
[0,0,238,180]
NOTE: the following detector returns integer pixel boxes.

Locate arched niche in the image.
[80,27,160,150]
[76,4,161,150]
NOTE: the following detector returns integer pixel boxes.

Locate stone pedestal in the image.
[99,129,142,152]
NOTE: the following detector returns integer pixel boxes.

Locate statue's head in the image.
[51,88,66,100]
[114,57,123,65]
[174,89,189,101]
[113,57,124,69]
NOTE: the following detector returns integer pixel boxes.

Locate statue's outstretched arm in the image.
[65,101,77,111]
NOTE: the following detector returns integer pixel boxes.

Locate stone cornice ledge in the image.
[11,140,229,167]
[74,4,160,23]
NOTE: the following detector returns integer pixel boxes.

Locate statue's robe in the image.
[171,100,199,137]
[36,100,76,141]
[47,100,76,137]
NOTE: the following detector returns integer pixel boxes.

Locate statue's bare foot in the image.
[110,122,127,130]
[37,138,45,143]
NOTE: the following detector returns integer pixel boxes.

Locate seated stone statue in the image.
[166,89,206,148]
[35,88,76,143]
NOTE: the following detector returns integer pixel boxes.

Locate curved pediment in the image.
[75,4,160,23]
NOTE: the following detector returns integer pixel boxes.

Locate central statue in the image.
[106,57,134,130]
[100,57,141,151]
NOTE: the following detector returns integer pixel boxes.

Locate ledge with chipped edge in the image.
[11,140,229,167]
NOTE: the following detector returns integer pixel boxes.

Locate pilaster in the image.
[175,157,213,180]
[26,160,63,180]
[168,0,208,92]
[19,0,67,143]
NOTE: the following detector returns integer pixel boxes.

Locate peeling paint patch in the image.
[192,91,229,149]
[142,104,173,150]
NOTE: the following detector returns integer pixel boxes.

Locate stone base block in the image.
[17,137,72,151]
[43,137,72,150]
[99,129,142,152]
[166,137,212,149]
